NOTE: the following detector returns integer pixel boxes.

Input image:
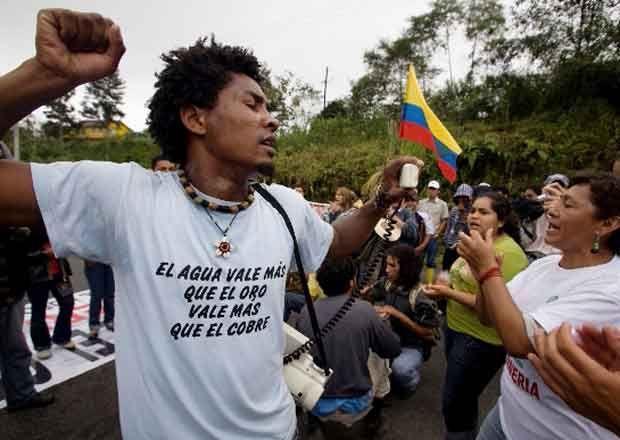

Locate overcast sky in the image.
[2,0,477,131]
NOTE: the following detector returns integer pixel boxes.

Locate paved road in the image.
[1,256,500,439]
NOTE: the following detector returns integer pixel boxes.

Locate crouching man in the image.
[296,257,401,436]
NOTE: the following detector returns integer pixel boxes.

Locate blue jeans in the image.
[0,300,36,406]
[391,347,424,393]
[312,391,373,417]
[425,237,439,268]
[85,263,115,329]
[27,280,74,349]
[443,326,506,439]
[476,404,507,440]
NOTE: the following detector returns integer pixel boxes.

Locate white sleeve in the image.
[531,289,620,333]
[30,161,136,264]
[506,268,530,299]
[297,199,334,272]
[523,313,544,346]
[265,185,334,273]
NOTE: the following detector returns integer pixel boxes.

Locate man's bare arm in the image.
[0,10,125,139]
[0,9,125,227]
[457,230,532,357]
[328,202,383,258]
[328,156,424,259]
[0,161,42,227]
[0,59,76,137]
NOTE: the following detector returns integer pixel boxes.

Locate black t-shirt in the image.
[0,226,49,306]
[0,227,31,306]
[370,279,423,348]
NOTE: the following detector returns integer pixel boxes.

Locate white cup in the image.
[399,163,419,189]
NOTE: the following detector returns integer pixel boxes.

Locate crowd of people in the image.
[0,7,619,440]
[288,167,620,439]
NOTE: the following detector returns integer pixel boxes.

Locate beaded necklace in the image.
[177,168,255,257]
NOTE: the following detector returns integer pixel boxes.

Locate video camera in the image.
[512,197,544,222]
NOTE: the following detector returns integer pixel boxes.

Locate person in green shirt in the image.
[424,191,528,440]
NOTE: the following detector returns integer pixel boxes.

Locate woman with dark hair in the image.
[457,173,620,440]
[363,244,434,395]
[424,191,528,440]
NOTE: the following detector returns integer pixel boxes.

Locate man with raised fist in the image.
[0,9,419,439]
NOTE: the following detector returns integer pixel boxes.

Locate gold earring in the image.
[591,232,600,254]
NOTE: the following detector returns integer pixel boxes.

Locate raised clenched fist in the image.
[35,9,126,85]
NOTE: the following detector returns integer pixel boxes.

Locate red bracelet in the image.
[478,266,501,285]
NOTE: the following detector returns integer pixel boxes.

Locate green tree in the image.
[463,0,506,81]
[43,89,76,138]
[318,99,349,119]
[80,71,126,123]
[260,65,286,118]
[509,0,620,69]
[349,73,393,119]
[350,12,443,118]
[429,0,464,85]
[261,68,320,130]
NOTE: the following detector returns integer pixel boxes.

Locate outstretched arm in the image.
[457,229,532,357]
[423,284,476,309]
[0,9,125,227]
[328,156,424,259]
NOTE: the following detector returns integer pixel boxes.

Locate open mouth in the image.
[547,221,560,233]
[259,136,276,157]
[260,136,276,147]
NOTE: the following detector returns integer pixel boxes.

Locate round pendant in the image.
[215,236,233,257]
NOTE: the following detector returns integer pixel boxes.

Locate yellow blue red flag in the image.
[399,65,462,183]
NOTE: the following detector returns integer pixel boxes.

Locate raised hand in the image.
[541,182,565,213]
[529,323,620,435]
[328,201,342,214]
[576,325,620,372]
[456,228,497,278]
[376,156,424,208]
[35,9,126,85]
[422,284,450,299]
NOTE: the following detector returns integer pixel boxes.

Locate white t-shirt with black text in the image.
[31,161,334,440]
[499,254,620,439]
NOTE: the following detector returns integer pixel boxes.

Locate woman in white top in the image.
[457,172,620,440]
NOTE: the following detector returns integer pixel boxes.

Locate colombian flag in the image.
[399,65,461,183]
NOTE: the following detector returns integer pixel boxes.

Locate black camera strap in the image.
[253,184,329,373]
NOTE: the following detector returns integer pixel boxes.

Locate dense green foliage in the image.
[81,71,127,123]
[5,0,620,203]
[13,132,159,168]
[274,108,620,201]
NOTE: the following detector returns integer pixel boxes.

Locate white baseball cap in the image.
[427,180,440,189]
